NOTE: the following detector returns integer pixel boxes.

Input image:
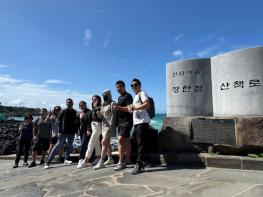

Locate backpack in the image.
[139,92,155,119]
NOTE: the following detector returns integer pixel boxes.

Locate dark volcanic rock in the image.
[0,119,21,155]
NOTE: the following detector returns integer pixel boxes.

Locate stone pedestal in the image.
[164,47,263,154]
[159,117,195,152]
[159,116,263,153]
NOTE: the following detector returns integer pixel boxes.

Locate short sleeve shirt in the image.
[132,91,150,125]
[34,117,52,139]
[117,92,133,128]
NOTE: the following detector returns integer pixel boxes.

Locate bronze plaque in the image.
[192,119,236,145]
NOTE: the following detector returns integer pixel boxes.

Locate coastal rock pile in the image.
[0,119,21,155]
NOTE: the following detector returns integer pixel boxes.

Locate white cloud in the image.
[102,37,109,48]
[102,31,112,48]
[199,34,227,44]
[174,33,184,42]
[0,64,9,68]
[196,45,219,58]
[44,79,70,85]
[216,37,227,43]
[0,75,93,110]
[199,34,215,42]
[172,50,183,57]
[94,9,104,15]
[84,29,92,46]
[0,75,24,84]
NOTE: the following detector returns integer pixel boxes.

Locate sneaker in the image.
[64,160,73,165]
[91,158,100,166]
[77,160,88,169]
[113,163,126,171]
[131,163,144,175]
[104,157,114,166]
[13,163,18,168]
[93,161,104,170]
[124,161,132,166]
[39,159,45,165]
[28,161,36,168]
[23,162,28,167]
[44,164,50,169]
[77,159,83,168]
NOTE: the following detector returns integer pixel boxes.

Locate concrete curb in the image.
[2,152,263,171]
[148,153,263,171]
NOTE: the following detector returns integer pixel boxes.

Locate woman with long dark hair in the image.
[77,95,102,168]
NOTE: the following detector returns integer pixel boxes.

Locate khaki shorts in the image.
[102,125,113,139]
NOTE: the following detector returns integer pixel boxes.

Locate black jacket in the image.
[79,108,92,136]
[58,108,78,134]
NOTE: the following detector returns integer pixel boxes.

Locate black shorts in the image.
[50,137,58,145]
[32,138,50,152]
[118,124,133,138]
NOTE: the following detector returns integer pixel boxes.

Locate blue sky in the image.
[0,0,263,113]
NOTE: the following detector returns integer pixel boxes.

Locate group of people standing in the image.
[13,78,151,175]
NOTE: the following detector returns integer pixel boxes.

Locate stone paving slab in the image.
[1,160,263,197]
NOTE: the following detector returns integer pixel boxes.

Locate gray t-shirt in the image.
[34,117,52,139]
[51,118,59,137]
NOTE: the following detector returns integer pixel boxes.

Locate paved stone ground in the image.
[0,160,263,197]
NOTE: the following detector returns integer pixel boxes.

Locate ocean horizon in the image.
[11,113,166,131]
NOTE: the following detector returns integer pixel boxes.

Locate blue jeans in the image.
[79,133,90,160]
[47,133,75,163]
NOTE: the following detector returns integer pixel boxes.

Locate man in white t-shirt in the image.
[130,78,150,175]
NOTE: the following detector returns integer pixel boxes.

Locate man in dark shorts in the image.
[28,108,52,168]
[113,80,133,171]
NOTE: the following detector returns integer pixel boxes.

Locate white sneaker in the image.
[77,160,87,169]
[44,164,50,169]
[77,159,83,168]
[64,160,73,165]
[104,157,114,166]
[93,162,104,170]
[91,158,100,166]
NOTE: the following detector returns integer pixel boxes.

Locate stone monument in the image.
[160,47,263,153]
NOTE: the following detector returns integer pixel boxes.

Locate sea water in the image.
[150,114,166,131]
[12,114,166,131]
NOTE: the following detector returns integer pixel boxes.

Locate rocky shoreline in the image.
[0,119,21,155]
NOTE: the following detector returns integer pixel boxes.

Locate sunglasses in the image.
[131,83,139,88]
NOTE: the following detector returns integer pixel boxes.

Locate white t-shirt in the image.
[133,91,150,125]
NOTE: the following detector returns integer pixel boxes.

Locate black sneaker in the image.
[23,162,29,167]
[39,159,45,165]
[13,163,18,168]
[28,161,36,168]
[131,163,144,175]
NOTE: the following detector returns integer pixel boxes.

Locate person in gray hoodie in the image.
[93,90,117,170]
